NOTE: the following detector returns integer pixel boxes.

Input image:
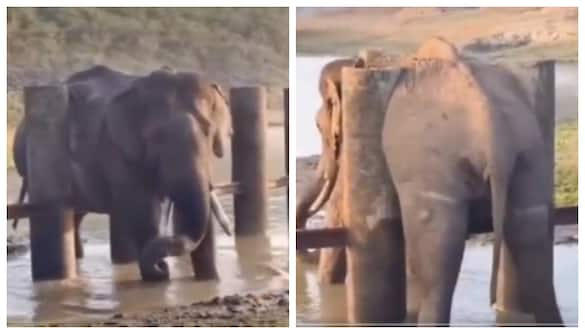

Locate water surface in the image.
[7,127,288,324]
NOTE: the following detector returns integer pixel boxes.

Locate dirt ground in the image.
[297,7,577,63]
[40,290,288,327]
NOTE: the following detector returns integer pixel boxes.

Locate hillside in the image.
[297,7,577,62]
[7,8,289,127]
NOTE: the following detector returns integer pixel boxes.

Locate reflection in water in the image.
[7,191,288,324]
[297,245,578,325]
[236,235,273,280]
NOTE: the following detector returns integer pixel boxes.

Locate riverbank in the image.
[28,290,288,327]
[297,7,577,63]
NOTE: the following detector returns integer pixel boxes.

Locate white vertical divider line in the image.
[288,5,298,327]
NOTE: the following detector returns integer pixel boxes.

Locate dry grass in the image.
[297,7,577,63]
[7,8,288,128]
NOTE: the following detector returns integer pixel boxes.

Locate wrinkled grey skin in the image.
[297,47,562,325]
[13,65,232,281]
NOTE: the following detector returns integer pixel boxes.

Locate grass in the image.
[555,120,578,207]
[7,8,289,169]
[7,8,288,114]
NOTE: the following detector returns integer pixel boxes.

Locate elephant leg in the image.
[109,192,160,265]
[399,184,467,325]
[109,211,139,264]
[504,171,562,324]
[74,212,85,259]
[190,219,218,280]
[318,198,347,284]
[317,247,346,284]
[405,254,423,324]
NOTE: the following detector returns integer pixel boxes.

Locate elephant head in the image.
[296,58,363,229]
[104,69,232,281]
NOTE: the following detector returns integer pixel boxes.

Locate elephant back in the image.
[65,66,137,164]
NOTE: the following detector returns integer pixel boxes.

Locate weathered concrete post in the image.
[496,61,556,323]
[230,86,268,236]
[25,85,77,280]
[284,88,289,217]
[532,61,555,210]
[341,67,405,323]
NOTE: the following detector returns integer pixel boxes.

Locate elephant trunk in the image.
[139,177,211,281]
[296,156,338,229]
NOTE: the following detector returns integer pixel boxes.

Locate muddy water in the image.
[7,127,288,325]
[295,56,578,325]
[297,244,577,325]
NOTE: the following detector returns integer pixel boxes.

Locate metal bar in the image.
[213,176,288,196]
[296,227,348,250]
[297,206,578,250]
[8,202,55,219]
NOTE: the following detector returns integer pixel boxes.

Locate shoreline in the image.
[14,290,289,327]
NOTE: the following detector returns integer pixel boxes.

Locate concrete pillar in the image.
[25,85,76,281]
[341,67,405,323]
[284,88,289,218]
[230,87,268,236]
[496,61,556,323]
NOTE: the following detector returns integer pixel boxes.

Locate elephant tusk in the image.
[308,178,332,215]
[210,191,232,236]
[164,200,174,236]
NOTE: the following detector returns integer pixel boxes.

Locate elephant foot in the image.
[140,258,170,282]
[193,266,219,281]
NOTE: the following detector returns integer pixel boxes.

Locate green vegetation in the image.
[555,120,578,206]
[7,7,289,168]
[7,7,288,121]
[8,8,288,87]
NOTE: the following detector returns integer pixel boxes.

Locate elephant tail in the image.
[489,170,507,307]
[12,178,28,230]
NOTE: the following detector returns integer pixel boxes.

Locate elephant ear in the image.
[209,83,232,158]
[104,84,146,162]
[106,70,181,162]
[325,78,342,159]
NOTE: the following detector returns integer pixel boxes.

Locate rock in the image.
[223,295,242,305]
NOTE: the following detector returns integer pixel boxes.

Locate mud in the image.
[37,290,289,327]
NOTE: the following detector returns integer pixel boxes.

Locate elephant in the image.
[296,37,562,325]
[13,65,233,282]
